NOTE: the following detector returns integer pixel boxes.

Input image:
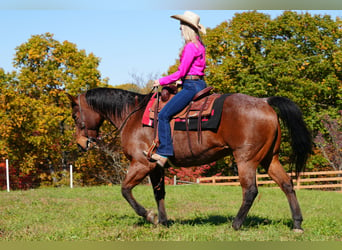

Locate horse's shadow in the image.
[136,214,293,230]
[176,214,293,229]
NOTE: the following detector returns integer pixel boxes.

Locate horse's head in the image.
[67,93,104,151]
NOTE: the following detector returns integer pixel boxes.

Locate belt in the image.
[183,75,204,80]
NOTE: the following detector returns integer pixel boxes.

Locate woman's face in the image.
[180,24,185,38]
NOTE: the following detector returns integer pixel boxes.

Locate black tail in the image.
[267,96,312,176]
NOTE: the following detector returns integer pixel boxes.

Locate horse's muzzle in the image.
[86,137,98,149]
[77,137,98,152]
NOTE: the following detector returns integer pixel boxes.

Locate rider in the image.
[145,11,207,167]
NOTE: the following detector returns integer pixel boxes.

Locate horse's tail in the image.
[266,96,312,176]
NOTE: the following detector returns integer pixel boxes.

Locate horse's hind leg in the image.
[149,165,168,225]
[121,160,157,224]
[266,156,303,232]
[232,161,259,230]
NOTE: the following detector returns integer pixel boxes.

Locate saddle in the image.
[149,86,218,122]
[143,85,221,157]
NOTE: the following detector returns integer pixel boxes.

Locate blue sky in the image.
[0,7,341,86]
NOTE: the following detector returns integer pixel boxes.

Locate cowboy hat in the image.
[171,11,206,34]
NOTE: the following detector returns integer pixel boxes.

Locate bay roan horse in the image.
[67,87,312,232]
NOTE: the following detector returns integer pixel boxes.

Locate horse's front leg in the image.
[149,164,168,226]
[121,160,157,224]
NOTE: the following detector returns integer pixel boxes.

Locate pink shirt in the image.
[159,41,206,86]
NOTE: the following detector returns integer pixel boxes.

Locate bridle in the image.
[78,95,98,150]
[76,88,156,151]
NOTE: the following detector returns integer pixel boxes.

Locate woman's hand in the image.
[175,80,182,86]
[153,80,160,87]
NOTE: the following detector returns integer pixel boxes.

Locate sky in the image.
[0,1,341,86]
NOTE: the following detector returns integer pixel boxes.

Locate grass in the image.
[0,185,341,241]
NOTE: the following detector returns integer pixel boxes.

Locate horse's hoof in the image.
[293,228,304,233]
[232,220,242,231]
[157,218,169,227]
[146,210,158,225]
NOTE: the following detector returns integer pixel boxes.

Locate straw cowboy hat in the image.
[171,11,206,34]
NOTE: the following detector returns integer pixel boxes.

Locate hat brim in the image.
[171,14,206,34]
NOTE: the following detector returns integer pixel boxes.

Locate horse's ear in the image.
[66,93,77,106]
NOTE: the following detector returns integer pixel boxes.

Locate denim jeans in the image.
[156,79,207,157]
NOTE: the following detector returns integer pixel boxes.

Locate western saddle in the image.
[145,85,221,158]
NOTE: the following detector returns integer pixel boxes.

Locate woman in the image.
[146,11,207,167]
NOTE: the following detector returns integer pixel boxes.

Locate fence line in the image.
[1,160,74,191]
[3,160,341,192]
[173,175,198,186]
[197,170,342,192]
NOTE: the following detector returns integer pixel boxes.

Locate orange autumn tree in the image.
[0,33,115,188]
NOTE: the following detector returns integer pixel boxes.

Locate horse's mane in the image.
[85,88,151,119]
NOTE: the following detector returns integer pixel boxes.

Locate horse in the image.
[67,87,312,232]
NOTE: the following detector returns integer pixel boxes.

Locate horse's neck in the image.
[106,103,140,130]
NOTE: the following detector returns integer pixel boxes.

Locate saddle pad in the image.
[174,94,229,131]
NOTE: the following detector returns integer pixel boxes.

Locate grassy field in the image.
[0,185,341,241]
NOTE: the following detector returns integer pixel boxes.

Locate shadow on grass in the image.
[174,215,293,229]
[131,214,292,230]
[129,212,293,230]
[177,215,293,228]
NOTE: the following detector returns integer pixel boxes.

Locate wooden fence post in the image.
[256,173,259,186]
[296,174,301,190]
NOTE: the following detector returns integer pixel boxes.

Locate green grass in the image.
[0,185,341,241]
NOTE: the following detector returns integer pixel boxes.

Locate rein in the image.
[110,87,157,138]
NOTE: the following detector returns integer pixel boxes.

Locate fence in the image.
[3,159,342,192]
[197,170,342,192]
[1,159,74,192]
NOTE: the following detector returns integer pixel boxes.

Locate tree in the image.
[163,11,341,173]
[0,33,108,188]
[204,11,341,171]
[314,112,342,171]
[204,11,341,122]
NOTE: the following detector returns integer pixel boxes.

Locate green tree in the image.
[162,11,341,173]
[202,11,341,171]
[204,11,341,127]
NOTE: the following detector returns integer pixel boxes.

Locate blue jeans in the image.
[156,79,207,157]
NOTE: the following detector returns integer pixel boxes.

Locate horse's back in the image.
[219,93,279,150]
[222,93,277,122]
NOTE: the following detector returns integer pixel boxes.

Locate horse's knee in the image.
[281,181,295,194]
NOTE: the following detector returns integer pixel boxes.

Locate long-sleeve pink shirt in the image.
[159,41,206,86]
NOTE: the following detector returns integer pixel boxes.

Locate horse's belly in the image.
[171,139,230,167]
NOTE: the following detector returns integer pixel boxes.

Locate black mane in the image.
[85,88,150,119]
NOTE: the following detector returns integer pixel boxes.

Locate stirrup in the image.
[144,139,159,160]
